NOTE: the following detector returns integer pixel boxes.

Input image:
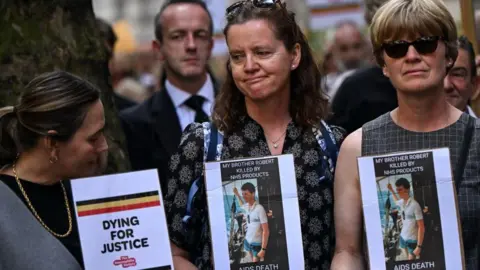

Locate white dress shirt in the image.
[467,105,478,118]
[165,75,215,131]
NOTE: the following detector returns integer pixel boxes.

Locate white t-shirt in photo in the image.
[398,197,423,241]
[242,201,268,244]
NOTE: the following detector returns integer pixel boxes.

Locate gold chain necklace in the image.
[12,161,73,238]
[268,130,287,149]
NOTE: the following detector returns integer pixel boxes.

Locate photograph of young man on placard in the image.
[233,181,269,263]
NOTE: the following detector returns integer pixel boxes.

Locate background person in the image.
[326,20,370,99]
[120,0,220,193]
[328,0,398,136]
[444,35,479,118]
[0,71,108,269]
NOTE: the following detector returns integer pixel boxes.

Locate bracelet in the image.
[262,248,267,251]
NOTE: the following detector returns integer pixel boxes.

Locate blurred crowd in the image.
[100,8,480,120]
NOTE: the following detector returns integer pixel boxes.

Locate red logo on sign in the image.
[113,256,137,268]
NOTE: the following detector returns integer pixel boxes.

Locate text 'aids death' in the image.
[395,261,435,270]
[239,264,279,270]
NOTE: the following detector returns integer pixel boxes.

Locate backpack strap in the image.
[314,121,339,173]
[183,123,223,224]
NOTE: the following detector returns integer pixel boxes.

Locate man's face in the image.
[332,24,367,71]
[396,186,409,199]
[242,189,254,202]
[153,3,213,80]
[444,48,477,111]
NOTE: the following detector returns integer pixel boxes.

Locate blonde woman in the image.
[332,0,479,269]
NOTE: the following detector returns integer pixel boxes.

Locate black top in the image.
[0,174,83,267]
[328,66,398,135]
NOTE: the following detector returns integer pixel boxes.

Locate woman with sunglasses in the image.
[332,0,480,269]
[164,0,345,269]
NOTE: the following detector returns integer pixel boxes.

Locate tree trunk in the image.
[0,0,130,174]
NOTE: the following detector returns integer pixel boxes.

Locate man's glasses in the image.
[226,0,284,19]
[381,36,443,59]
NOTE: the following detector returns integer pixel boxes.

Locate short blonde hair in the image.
[370,0,458,66]
[363,0,388,25]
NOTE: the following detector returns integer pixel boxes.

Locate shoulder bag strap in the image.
[454,116,475,194]
[185,123,222,218]
[318,121,339,168]
[206,124,220,161]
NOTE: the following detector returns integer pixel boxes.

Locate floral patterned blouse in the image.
[164,116,345,270]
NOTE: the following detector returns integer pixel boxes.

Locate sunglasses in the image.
[226,0,285,19]
[381,36,443,59]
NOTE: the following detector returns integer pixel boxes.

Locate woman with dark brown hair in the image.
[163,0,345,269]
[0,71,108,269]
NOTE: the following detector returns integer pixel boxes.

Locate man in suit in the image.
[120,0,218,191]
[444,36,479,118]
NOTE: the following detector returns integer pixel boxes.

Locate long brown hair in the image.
[212,1,329,133]
[0,71,100,167]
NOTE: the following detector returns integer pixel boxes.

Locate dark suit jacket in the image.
[119,74,219,193]
[328,66,398,135]
[114,92,136,111]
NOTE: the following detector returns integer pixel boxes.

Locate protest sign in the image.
[71,169,173,270]
[358,148,464,270]
[204,154,303,270]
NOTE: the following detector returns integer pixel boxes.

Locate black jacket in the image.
[119,73,220,193]
[328,66,398,135]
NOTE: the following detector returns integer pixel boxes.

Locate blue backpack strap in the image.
[314,121,339,174]
[319,121,338,164]
[183,123,222,224]
[206,124,220,161]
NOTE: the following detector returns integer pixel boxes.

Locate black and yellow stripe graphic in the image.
[76,191,160,217]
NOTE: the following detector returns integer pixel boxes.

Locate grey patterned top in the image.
[362,112,479,270]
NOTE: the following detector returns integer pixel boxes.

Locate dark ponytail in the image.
[0,71,101,169]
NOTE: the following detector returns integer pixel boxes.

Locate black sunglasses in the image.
[381,36,443,59]
[226,0,284,19]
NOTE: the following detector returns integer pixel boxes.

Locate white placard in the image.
[357,148,464,270]
[71,169,174,270]
[204,154,304,270]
